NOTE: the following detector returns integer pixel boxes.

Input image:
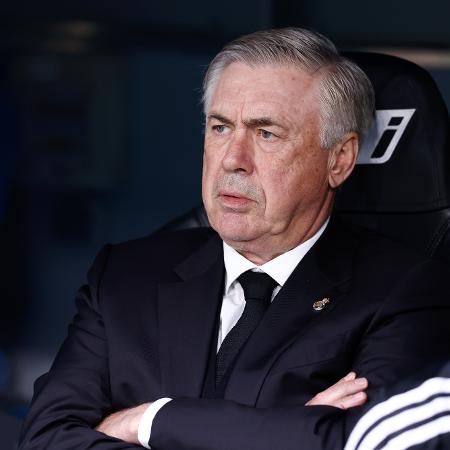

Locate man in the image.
[19,28,450,449]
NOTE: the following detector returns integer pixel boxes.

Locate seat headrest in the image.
[336,52,450,213]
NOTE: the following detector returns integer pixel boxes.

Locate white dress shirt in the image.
[138,219,329,448]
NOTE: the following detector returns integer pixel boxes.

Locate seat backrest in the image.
[336,52,450,261]
[159,52,450,262]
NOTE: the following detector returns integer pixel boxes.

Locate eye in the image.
[212,124,228,134]
[259,129,275,140]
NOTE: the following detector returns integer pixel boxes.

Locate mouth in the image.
[218,191,253,209]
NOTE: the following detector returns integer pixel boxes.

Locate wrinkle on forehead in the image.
[209,62,320,128]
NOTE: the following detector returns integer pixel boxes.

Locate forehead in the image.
[209,62,320,121]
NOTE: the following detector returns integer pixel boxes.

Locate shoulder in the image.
[112,226,217,260]
[325,218,450,296]
[337,221,450,310]
[88,227,220,285]
[336,219,432,269]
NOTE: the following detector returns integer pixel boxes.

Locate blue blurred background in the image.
[0,0,450,441]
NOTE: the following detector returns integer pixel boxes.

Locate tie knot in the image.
[238,271,277,303]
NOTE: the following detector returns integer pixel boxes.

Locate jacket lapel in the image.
[224,218,356,405]
[157,232,224,398]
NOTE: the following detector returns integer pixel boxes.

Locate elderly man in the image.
[19,28,450,450]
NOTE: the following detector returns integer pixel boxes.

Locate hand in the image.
[95,373,366,442]
[95,403,151,444]
[305,372,368,410]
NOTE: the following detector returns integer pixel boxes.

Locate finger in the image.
[341,371,357,382]
[317,377,367,403]
[315,372,357,402]
[306,377,368,406]
[331,372,358,388]
[335,391,368,410]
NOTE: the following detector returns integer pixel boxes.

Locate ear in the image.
[327,132,359,189]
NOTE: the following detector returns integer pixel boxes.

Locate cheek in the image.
[259,169,294,212]
[261,160,320,214]
[203,138,225,169]
[202,148,216,184]
[202,148,224,205]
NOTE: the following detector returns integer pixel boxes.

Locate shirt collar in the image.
[223,218,329,293]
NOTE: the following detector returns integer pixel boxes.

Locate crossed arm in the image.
[18,252,450,449]
[95,372,369,445]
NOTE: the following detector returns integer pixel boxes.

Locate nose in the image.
[222,130,254,174]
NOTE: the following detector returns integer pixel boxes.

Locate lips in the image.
[218,191,253,209]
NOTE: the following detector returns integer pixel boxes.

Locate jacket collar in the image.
[157,232,224,397]
[157,218,356,401]
[223,216,356,404]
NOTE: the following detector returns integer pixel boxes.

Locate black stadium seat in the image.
[159,52,450,263]
[337,52,450,261]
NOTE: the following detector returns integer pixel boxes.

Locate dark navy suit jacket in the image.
[19,219,450,449]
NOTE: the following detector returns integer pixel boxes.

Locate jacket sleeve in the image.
[151,399,350,450]
[148,259,450,450]
[18,245,142,450]
[19,250,450,450]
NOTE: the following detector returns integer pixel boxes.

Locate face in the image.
[202,62,337,264]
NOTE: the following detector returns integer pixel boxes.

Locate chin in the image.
[211,214,257,243]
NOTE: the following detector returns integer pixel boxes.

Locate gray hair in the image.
[202,28,375,149]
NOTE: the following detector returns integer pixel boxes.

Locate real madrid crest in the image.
[313,298,330,311]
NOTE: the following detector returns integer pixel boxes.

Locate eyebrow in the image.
[243,117,284,129]
[207,113,284,129]
[207,113,233,125]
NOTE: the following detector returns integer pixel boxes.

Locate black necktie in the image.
[215,271,277,386]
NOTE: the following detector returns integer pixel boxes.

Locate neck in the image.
[230,211,331,265]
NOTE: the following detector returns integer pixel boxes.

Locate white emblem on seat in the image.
[357,109,416,165]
